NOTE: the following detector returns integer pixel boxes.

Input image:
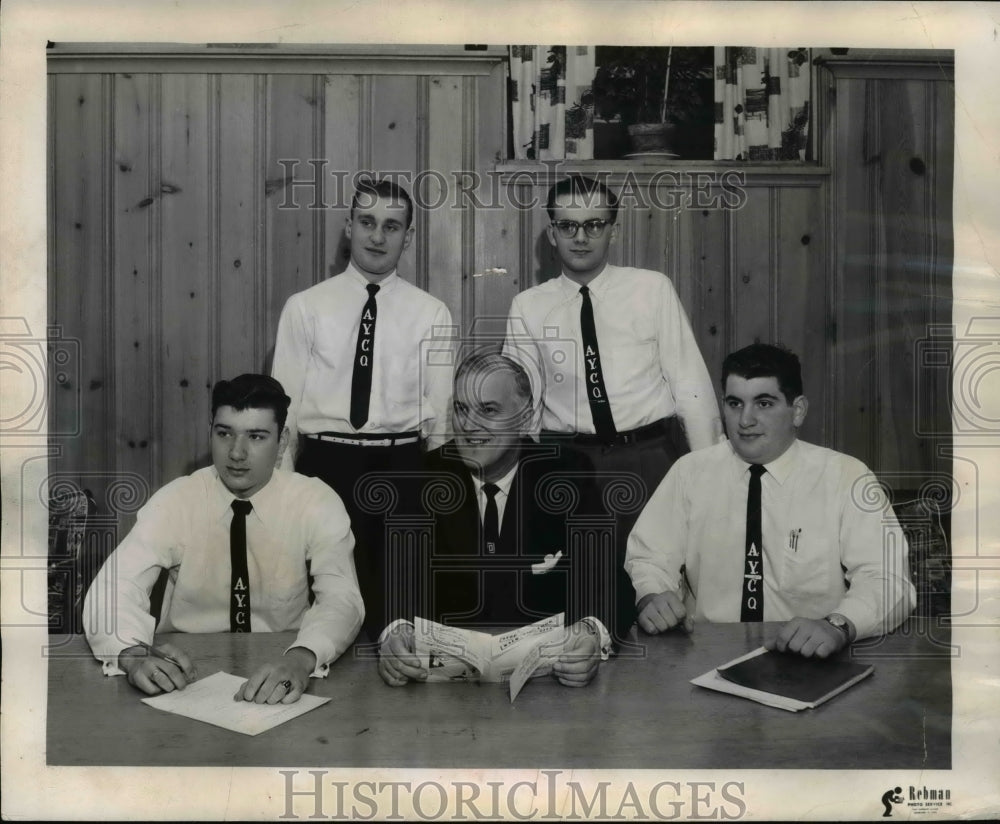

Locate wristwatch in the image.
[824,613,852,643]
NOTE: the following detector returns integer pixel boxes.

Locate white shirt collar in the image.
[558,262,613,298]
[211,467,284,522]
[727,437,800,486]
[470,460,520,498]
[344,261,399,292]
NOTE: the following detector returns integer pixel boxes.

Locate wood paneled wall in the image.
[48,46,953,538]
[48,48,506,529]
[818,55,953,483]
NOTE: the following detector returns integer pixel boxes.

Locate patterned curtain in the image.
[509,46,596,160]
[714,47,811,161]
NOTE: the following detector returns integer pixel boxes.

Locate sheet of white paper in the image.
[140,671,332,736]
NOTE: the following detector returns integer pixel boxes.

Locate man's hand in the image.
[765,617,851,658]
[378,623,427,686]
[636,590,692,634]
[553,621,601,687]
[118,643,197,695]
[233,646,316,704]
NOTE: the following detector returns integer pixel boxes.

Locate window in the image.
[508,46,811,162]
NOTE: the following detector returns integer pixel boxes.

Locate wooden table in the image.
[46,620,951,768]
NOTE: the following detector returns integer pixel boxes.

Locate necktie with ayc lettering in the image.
[350,283,380,429]
[579,286,617,439]
[230,499,253,632]
[741,464,766,622]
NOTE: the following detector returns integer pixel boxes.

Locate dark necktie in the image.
[483,482,500,555]
[230,499,253,632]
[741,464,766,622]
[579,286,617,438]
[350,283,380,429]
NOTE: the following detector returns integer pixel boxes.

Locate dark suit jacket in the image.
[390,440,635,641]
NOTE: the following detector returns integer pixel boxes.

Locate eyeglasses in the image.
[550,219,612,239]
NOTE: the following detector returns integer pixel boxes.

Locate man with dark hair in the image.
[505,174,721,577]
[377,351,628,688]
[626,343,915,657]
[272,177,454,636]
[84,373,364,703]
[721,342,803,406]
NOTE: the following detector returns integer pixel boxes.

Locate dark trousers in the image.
[541,416,689,644]
[296,437,424,639]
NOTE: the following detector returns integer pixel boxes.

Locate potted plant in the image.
[593,46,713,158]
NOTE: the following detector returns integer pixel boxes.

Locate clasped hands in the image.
[118,643,316,703]
[636,590,853,658]
[378,621,601,688]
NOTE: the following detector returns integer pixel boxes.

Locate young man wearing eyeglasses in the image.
[504,175,721,639]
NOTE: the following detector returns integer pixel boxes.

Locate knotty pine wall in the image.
[47,46,953,537]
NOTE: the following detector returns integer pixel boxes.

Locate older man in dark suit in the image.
[377,351,633,687]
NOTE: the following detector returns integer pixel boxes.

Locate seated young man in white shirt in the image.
[625,343,915,658]
[83,374,364,703]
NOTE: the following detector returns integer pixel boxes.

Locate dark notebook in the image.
[716,648,873,707]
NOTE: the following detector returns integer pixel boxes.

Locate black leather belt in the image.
[304,431,420,447]
[549,417,675,448]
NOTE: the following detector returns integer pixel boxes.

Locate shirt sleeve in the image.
[833,467,916,639]
[624,462,688,603]
[581,617,612,660]
[272,293,311,471]
[291,484,365,666]
[503,295,544,437]
[82,490,180,668]
[421,301,456,449]
[655,277,722,451]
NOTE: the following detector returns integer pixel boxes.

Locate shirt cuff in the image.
[283,642,330,679]
[631,573,678,606]
[580,616,612,661]
[832,601,877,641]
[102,660,126,677]
[100,643,139,677]
[379,618,414,646]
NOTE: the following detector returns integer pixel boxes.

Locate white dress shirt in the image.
[272,263,455,465]
[469,462,519,526]
[625,439,916,639]
[504,265,722,449]
[84,467,365,672]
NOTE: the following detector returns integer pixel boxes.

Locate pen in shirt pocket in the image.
[788,528,802,551]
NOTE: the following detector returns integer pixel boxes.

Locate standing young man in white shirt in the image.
[626,344,915,657]
[84,374,364,703]
[272,178,454,636]
[505,175,721,639]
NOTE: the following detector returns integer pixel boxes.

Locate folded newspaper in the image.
[413,613,568,702]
